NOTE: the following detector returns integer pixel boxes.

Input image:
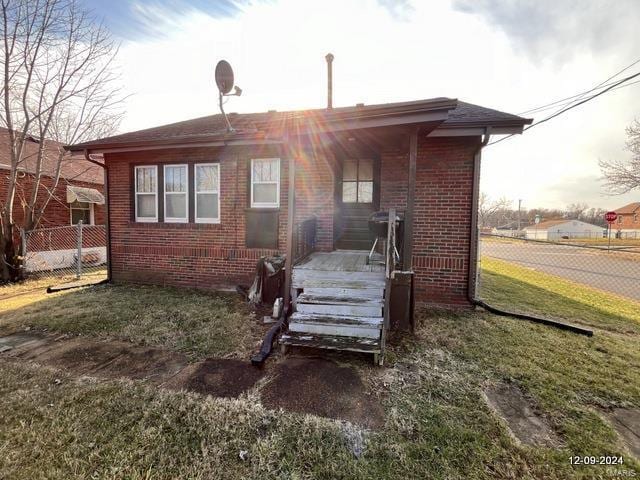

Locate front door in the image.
[335,158,379,250]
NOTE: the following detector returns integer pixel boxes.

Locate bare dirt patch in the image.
[0,331,48,352]
[261,356,384,429]
[604,408,640,458]
[163,358,264,398]
[484,383,560,447]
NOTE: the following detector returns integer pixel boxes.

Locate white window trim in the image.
[163,164,189,223]
[250,158,280,208]
[69,202,94,225]
[135,165,158,223]
[195,162,221,224]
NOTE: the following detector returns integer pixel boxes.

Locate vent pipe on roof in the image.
[325,53,334,109]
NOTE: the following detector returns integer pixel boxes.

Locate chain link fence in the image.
[478,233,640,315]
[22,222,107,285]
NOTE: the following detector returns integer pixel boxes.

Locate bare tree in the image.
[565,202,589,220]
[600,119,640,194]
[478,193,512,228]
[0,0,124,281]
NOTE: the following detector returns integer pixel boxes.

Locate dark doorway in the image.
[335,157,380,250]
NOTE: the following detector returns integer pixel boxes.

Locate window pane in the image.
[136,167,156,193]
[343,160,357,181]
[342,182,357,202]
[196,165,218,192]
[70,201,90,210]
[165,166,186,193]
[253,159,278,182]
[253,183,278,204]
[71,209,90,225]
[197,193,219,219]
[359,159,374,181]
[166,193,187,219]
[358,181,373,203]
[137,194,156,218]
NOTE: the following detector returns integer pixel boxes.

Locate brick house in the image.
[68,97,530,361]
[0,128,106,229]
[613,202,640,237]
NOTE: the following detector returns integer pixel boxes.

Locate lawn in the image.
[1,271,639,479]
[0,282,263,360]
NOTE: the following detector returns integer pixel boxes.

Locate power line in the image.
[488,70,640,147]
[518,56,640,115]
[519,77,640,116]
[544,56,640,120]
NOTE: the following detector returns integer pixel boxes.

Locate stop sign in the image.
[605,211,618,223]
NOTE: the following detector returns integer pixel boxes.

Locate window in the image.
[70,201,92,225]
[135,165,157,222]
[618,215,623,224]
[342,159,373,203]
[195,163,220,223]
[251,158,280,208]
[164,164,188,222]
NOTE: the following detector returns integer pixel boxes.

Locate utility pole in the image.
[517,199,522,231]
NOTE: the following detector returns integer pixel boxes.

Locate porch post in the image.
[283,143,295,315]
[403,127,418,270]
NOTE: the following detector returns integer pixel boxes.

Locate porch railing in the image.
[380,208,398,360]
[292,216,318,264]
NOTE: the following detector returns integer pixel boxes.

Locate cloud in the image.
[452,0,640,64]
[83,0,249,39]
[541,173,639,210]
[376,0,414,20]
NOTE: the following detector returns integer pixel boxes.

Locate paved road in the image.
[481,241,640,301]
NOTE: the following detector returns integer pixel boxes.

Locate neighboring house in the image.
[68,98,530,311]
[0,127,106,230]
[523,219,604,240]
[613,202,640,238]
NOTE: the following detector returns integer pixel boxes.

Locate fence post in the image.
[76,220,83,279]
[19,228,26,280]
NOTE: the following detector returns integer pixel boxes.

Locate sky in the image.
[83,0,640,211]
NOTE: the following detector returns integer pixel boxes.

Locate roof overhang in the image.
[66,98,459,154]
[429,118,533,137]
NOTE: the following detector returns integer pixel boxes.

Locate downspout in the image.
[84,149,111,283]
[468,128,491,303]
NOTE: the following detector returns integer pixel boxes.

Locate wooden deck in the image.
[281,250,387,364]
[293,250,385,273]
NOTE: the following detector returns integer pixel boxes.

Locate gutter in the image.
[83,149,111,283]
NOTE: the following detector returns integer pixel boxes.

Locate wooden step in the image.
[289,312,382,339]
[279,331,381,353]
[297,292,383,307]
[290,312,383,327]
[296,292,383,317]
[292,269,385,289]
[303,286,384,298]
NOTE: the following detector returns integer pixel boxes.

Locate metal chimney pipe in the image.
[325,53,334,109]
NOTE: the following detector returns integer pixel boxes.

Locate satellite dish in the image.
[215,60,234,95]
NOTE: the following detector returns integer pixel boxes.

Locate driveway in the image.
[481,240,640,301]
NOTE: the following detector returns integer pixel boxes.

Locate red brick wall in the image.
[105,144,336,289]
[380,136,479,307]
[0,167,105,230]
[616,209,640,230]
[105,137,478,307]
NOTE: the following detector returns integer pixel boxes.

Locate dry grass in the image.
[480,256,640,333]
[1,273,640,478]
[0,282,263,360]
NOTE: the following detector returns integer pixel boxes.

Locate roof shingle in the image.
[68,98,531,151]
